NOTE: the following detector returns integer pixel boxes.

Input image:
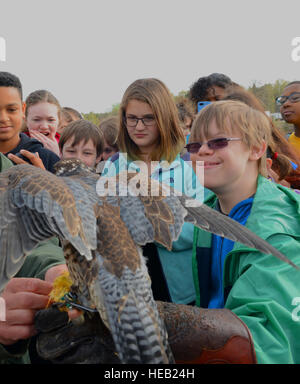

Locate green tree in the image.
[248,80,289,113]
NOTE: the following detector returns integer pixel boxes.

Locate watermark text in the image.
[291,297,300,321]
[0,37,6,62]
[291,37,300,62]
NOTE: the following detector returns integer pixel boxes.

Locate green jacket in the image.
[0,153,65,363]
[193,175,300,364]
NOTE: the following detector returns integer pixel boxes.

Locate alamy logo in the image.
[96,154,204,205]
[0,297,5,321]
[291,297,300,321]
[291,37,300,62]
[0,37,6,62]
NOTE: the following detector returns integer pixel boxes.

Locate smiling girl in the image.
[102,78,205,305]
[24,90,61,156]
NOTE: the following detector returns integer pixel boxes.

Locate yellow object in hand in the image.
[47,271,73,309]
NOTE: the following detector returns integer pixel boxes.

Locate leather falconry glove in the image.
[34,301,256,364]
[34,306,120,364]
[156,301,256,364]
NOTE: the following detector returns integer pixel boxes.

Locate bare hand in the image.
[0,278,53,345]
[29,131,60,157]
[44,264,68,284]
[8,150,46,170]
[0,263,68,346]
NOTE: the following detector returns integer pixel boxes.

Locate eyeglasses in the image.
[125,115,156,127]
[275,92,300,106]
[185,137,241,153]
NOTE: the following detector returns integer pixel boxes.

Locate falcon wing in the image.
[88,202,174,364]
[113,174,298,269]
[178,194,299,269]
[0,164,97,293]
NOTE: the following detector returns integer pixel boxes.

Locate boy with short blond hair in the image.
[185,100,300,363]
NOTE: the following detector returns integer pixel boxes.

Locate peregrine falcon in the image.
[0,160,296,364]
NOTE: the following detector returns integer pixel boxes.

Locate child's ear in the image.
[22,102,26,119]
[249,141,267,161]
[266,158,272,171]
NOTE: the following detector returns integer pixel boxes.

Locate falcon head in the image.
[54,159,95,177]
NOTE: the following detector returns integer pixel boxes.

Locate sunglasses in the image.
[185,137,241,153]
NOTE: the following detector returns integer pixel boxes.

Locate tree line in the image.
[82,80,290,128]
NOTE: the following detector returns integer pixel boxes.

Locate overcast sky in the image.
[1,0,300,113]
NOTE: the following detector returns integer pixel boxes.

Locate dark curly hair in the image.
[188,73,232,108]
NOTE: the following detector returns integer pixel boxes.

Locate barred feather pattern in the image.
[0,159,298,366]
[91,249,174,364]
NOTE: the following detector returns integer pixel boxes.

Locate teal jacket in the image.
[193,175,300,363]
[0,153,65,364]
[102,152,206,304]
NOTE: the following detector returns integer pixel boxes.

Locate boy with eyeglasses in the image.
[276,81,300,157]
[185,100,300,363]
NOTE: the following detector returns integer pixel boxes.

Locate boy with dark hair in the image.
[0,152,66,364]
[59,119,104,168]
[0,71,60,172]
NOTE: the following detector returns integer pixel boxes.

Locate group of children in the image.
[1,70,300,364]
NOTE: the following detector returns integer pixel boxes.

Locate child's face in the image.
[125,99,160,157]
[57,115,72,134]
[0,87,25,147]
[61,137,100,168]
[280,84,300,127]
[101,138,118,161]
[26,102,59,139]
[190,119,254,194]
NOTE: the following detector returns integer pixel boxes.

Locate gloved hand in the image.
[34,306,120,364]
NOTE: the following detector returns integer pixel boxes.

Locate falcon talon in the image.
[65,301,98,313]
[61,293,98,313]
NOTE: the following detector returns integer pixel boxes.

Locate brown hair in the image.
[59,120,104,157]
[118,78,185,163]
[25,89,61,120]
[61,107,83,126]
[190,100,273,176]
[99,116,119,149]
[176,97,194,123]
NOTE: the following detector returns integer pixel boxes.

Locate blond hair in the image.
[190,100,274,176]
[118,78,185,163]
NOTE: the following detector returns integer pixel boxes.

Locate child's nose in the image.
[38,121,49,130]
[281,98,292,108]
[198,142,213,155]
[0,110,9,122]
